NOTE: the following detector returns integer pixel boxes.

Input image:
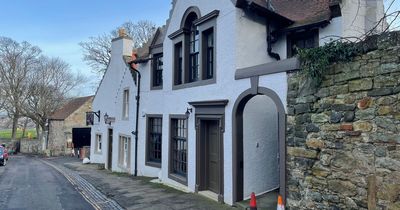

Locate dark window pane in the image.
[171,118,187,177]
[175,43,183,85]
[153,54,163,87]
[204,29,214,79]
[148,117,162,163]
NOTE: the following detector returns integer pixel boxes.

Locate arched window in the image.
[184,13,199,82]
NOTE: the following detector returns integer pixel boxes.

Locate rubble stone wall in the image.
[286,32,400,210]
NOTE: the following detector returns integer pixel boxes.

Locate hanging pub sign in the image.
[86,110,100,126]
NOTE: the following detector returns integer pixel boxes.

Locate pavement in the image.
[0,155,95,210]
[45,156,238,210]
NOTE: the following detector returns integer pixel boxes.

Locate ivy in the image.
[298,41,360,87]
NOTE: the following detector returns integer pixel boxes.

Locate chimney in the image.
[111,28,133,57]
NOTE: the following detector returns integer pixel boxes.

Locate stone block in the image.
[357,97,372,110]
[330,111,342,123]
[340,124,354,131]
[377,106,392,115]
[355,108,375,120]
[344,111,355,122]
[349,78,373,92]
[331,104,356,111]
[368,88,393,97]
[287,147,318,159]
[306,124,320,133]
[306,138,325,149]
[311,113,329,123]
[328,180,357,196]
[354,121,373,132]
[295,103,311,114]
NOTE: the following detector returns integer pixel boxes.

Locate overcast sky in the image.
[0,0,171,96]
[0,0,399,96]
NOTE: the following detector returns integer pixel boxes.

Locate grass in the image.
[0,129,37,139]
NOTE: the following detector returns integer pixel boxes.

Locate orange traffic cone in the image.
[277,195,284,210]
[249,192,257,210]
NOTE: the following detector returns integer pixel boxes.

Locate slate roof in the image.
[49,96,94,120]
[270,0,334,27]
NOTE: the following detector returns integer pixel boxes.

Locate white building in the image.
[90,0,384,205]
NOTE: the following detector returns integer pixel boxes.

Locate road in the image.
[0,155,95,210]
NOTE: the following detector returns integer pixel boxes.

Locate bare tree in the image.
[22,57,84,140]
[80,20,157,74]
[0,37,41,140]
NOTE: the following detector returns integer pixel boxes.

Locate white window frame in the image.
[95,134,102,153]
[122,88,129,120]
[118,135,131,169]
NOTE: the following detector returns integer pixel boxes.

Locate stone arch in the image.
[232,87,286,202]
[180,6,201,29]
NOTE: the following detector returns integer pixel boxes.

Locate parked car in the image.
[0,146,9,166]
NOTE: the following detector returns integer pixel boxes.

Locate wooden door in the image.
[206,120,220,193]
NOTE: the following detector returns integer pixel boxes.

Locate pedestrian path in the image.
[46,157,237,210]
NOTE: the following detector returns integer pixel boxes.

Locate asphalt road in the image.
[0,155,95,210]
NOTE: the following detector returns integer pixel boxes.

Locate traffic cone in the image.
[277,195,284,210]
[249,192,257,210]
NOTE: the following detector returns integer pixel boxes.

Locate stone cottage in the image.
[48,96,93,156]
[90,0,385,206]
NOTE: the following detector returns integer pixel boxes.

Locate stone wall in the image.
[20,139,41,154]
[287,32,400,210]
[48,120,66,156]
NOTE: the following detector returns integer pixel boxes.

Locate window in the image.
[146,116,162,167]
[169,9,219,90]
[169,117,187,183]
[189,25,199,82]
[174,43,183,85]
[119,135,131,168]
[122,89,129,119]
[287,29,318,57]
[203,28,214,79]
[96,134,102,153]
[152,54,163,87]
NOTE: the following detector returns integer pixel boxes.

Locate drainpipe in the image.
[128,61,141,177]
[266,0,280,61]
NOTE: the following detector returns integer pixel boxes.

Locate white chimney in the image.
[111,28,133,57]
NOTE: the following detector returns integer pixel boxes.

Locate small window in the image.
[287,29,318,57]
[147,117,162,167]
[152,54,163,87]
[174,43,183,85]
[122,89,129,119]
[96,134,102,153]
[203,28,214,79]
[169,118,187,182]
[119,135,131,168]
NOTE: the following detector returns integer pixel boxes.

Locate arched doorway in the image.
[232,87,286,203]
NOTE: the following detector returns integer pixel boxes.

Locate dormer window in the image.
[287,29,319,58]
[152,53,163,87]
[169,8,219,90]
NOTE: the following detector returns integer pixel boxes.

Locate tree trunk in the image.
[11,115,19,140]
[22,118,28,138]
[36,124,40,140]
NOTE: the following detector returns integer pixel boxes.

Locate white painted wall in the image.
[90,0,382,205]
[243,95,279,199]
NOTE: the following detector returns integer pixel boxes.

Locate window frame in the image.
[170,10,219,90]
[168,115,188,185]
[95,133,102,154]
[118,134,131,169]
[122,88,130,120]
[151,53,163,89]
[287,29,319,58]
[146,114,163,168]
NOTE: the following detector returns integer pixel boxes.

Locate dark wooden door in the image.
[206,120,220,193]
[107,129,113,170]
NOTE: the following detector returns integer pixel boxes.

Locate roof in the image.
[49,96,94,120]
[236,0,340,29]
[270,0,333,28]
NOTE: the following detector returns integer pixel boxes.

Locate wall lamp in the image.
[185,108,193,119]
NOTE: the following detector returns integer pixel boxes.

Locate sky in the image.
[0,0,172,96]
